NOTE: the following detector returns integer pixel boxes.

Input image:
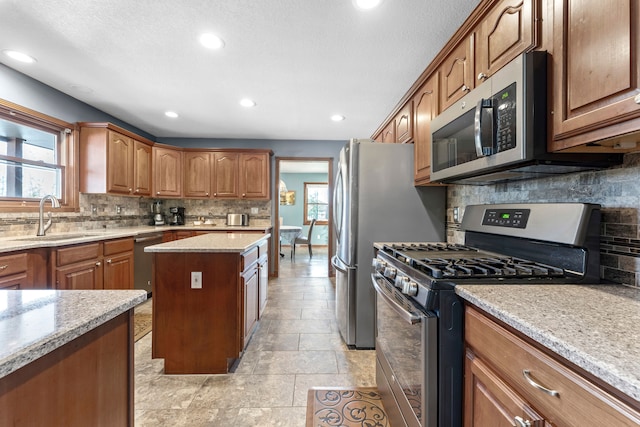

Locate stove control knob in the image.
[402,281,419,297]
[383,266,397,280]
[395,275,409,288]
[372,258,386,272]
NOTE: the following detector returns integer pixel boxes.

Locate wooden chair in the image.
[293,219,316,260]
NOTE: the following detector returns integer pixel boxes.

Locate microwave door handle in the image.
[474,99,492,157]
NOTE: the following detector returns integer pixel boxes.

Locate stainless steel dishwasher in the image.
[134,232,164,295]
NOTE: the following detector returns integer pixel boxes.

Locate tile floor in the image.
[134,246,376,426]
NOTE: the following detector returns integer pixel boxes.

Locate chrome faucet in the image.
[37,194,61,236]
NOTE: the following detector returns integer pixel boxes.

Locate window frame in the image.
[303,181,329,226]
[0,98,78,212]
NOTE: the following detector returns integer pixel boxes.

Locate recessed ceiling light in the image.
[2,50,36,63]
[240,98,256,108]
[353,0,383,10]
[165,111,179,118]
[331,114,346,122]
[199,33,225,50]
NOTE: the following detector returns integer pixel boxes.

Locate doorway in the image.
[274,157,333,278]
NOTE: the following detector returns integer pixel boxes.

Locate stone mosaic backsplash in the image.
[447,152,640,287]
[0,194,272,237]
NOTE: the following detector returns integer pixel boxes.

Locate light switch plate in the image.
[251,207,259,214]
[191,271,202,289]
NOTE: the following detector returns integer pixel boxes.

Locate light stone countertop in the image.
[455,284,640,402]
[144,232,271,253]
[0,289,147,380]
[0,225,272,253]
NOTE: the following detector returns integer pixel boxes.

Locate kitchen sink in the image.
[13,233,103,242]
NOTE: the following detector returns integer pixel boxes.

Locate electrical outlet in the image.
[90,204,97,215]
[453,207,460,223]
[116,205,122,215]
[251,207,259,214]
[191,271,202,289]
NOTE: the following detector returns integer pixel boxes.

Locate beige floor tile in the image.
[233,407,307,427]
[259,307,302,320]
[252,350,338,374]
[135,408,219,426]
[268,318,333,334]
[299,333,348,351]
[300,307,335,320]
[189,374,296,408]
[246,332,300,351]
[135,374,208,410]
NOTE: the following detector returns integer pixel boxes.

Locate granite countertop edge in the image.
[0,290,147,380]
[144,233,271,253]
[455,284,640,402]
[0,225,272,253]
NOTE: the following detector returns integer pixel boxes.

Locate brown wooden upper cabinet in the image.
[239,152,270,199]
[213,152,240,198]
[474,0,538,83]
[550,0,640,152]
[185,150,271,200]
[183,151,212,198]
[79,123,153,196]
[394,102,413,144]
[439,35,475,112]
[413,73,440,185]
[153,145,183,198]
[380,121,396,143]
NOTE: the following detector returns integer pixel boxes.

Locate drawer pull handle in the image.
[0,265,7,271]
[513,416,531,427]
[522,369,559,397]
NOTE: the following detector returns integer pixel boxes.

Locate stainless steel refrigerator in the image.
[332,139,445,348]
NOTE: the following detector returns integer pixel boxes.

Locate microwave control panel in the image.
[482,208,530,229]
[493,82,517,153]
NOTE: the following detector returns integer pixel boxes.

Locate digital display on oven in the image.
[482,209,530,228]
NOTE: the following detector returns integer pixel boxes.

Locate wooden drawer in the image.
[257,240,268,258]
[0,253,27,277]
[104,237,134,256]
[465,306,640,427]
[241,247,258,272]
[56,243,101,267]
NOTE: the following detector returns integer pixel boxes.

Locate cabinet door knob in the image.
[461,85,471,93]
[206,192,209,196]
[0,265,7,271]
[128,188,132,192]
[156,191,161,195]
[106,259,112,264]
[477,72,488,81]
[513,416,531,427]
[242,193,246,197]
[95,262,101,267]
[522,369,559,397]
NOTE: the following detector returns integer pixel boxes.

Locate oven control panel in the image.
[482,208,530,228]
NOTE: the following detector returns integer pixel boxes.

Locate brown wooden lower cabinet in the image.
[0,312,134,426]
[465,305,640,427]
[152,244,265,374]
[53,238,134,290]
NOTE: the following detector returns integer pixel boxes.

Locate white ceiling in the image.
[0,0,479,141]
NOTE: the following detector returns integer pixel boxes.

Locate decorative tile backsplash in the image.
[447,153,640,287]
[0,194,272,237]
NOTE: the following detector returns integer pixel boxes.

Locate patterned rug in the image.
[306,387,389,427]
[134,313,152,342]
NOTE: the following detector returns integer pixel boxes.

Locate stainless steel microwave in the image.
[430,51,622,184]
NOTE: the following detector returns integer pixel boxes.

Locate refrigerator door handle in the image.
[331,255,345,272]
[333,168,343,243]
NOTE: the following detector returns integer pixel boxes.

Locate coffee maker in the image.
[169,207,185,225]
[151,200,165,225]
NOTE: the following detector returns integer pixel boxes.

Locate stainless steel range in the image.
[372,203,602,427]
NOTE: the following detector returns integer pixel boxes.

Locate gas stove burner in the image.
[414,256,565,279]
[385,242,477,252]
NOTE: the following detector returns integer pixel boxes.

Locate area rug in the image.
[134,313,152,342]
[306,387,389,427]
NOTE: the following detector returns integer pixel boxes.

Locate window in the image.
[0,100,77,211]
[304,182,328,225]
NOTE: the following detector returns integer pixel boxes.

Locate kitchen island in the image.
[0,289,146,426]
[146,232,270,374]
[456,284,640,426]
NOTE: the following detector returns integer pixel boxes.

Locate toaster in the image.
[226,213,249,226]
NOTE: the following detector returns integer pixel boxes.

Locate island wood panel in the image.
[152,252,242,374]
[0,312,133,426]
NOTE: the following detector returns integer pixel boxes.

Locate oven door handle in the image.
[371,274,422,325]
